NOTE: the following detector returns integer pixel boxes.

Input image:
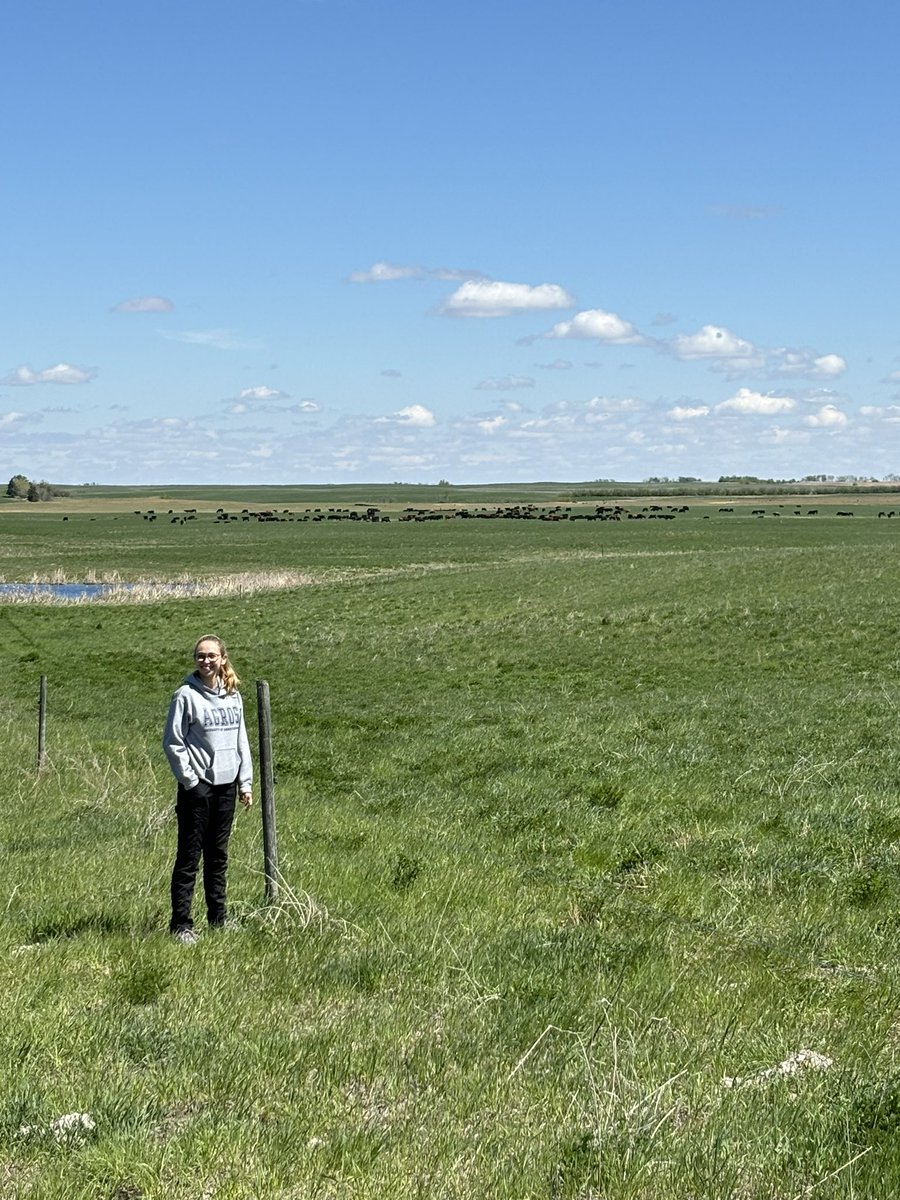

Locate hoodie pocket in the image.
[210,748,239,784]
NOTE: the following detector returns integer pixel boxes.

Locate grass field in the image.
[4,494,900,1197]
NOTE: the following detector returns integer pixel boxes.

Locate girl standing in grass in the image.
[163,635,253,944]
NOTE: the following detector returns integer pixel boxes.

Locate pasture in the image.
[4,495,900,1197]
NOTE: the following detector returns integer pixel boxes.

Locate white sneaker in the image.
[173,928,199,945]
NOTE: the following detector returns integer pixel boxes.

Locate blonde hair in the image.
[193,634,241,694]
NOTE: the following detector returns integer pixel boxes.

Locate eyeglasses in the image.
[195,653,221,661]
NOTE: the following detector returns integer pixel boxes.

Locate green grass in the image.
[4,507,900,1196]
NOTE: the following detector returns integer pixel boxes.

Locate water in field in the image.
[0,582,118,599]
[0,574,299,604]
[0,582,193,602]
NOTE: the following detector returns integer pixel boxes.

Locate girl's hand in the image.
[239,791,253,809]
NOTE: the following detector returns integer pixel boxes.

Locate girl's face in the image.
[194,640,224,686]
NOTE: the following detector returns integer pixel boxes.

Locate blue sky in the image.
[4,0,900,485]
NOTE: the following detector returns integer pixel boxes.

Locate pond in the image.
[0,583,123,599]
[0,575,301,603]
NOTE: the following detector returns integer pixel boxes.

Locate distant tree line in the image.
[6,474,70,502]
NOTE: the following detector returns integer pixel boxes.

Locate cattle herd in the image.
[116,501,884,526]
[131,502,684,525]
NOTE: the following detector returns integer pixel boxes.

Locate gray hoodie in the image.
[163,673,253,792]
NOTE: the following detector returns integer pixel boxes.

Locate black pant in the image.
[170,780,237,931]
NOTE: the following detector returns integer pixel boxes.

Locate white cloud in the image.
[229,395,317,416]
[237,386,290,402]
[519,415,568,432]
[478,415,507,434]
[439,280,575,318]
[348,262,426,283]
[805,404,848,427]
[511,425,555,440]
[808,353,846,378]
[669,405,711,419]
[0,411,33,428]
[671,325,759,364]
[536,359,573,370]
[768,349,847,379]
[349,262,491,284]
[765,425,809,446]
[2,363,96,386]
[392,404,436,427]
[474,375,535,391]
[112,296,174,313]
[716,388,796,415]
[586,395,642,414]
[668,326,845,381]
[544,308,645,344]
[861,405,900,422]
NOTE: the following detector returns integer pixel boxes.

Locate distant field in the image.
[4,478,900,514]
[3,490,900,585]
[3,481,599,512]
[4,512,900,1197]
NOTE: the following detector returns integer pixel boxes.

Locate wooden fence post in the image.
[256,680,279,902]
[37,675,47,769]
